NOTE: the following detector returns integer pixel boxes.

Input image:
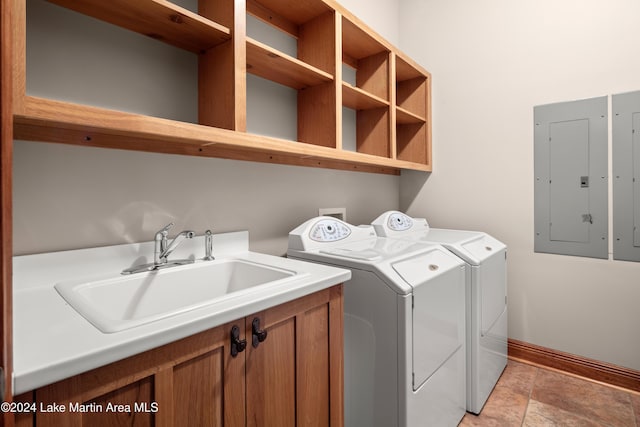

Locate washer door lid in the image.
[391,248,460,288]
[453,234,506,266]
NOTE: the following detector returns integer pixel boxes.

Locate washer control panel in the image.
[387,212,413,231]
[310,219,351,242]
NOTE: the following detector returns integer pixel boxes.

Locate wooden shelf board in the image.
[342,83,389,110]
[47,0,231,53]
[396,106,426,124]
[247,0,299,38]
[248,0,332,27]
[14,97,432,174]
[246,38,333,89]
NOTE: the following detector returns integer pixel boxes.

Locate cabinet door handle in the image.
[252,317,268,348]
[230,325,246,357]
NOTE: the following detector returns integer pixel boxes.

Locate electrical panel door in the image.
[613,91,640,261]
[534,96,608,258]
[548,119,590,243]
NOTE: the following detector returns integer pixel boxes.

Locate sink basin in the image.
[55,259,297,333]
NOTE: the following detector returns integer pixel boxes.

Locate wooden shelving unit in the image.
[9,0,432,174]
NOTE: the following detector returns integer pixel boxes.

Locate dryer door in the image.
[393,251,465,391]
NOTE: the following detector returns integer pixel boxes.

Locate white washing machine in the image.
[371,211,507,414]
[288,217,467,427]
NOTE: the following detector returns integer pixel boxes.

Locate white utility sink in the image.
[55,259,297,333]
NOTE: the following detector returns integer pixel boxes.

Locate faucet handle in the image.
[156,222,174,237]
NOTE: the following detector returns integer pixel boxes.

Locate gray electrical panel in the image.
[534,96,608,258]
[613,91,640,261]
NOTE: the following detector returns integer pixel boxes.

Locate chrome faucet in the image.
[155,223,196,264]
[122,222,195,275]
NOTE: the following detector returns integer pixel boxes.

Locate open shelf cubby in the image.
[395,54,430,165]
[246,0,338,148]
[341,15,391,159]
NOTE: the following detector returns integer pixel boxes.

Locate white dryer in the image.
[371,211,507,414]
[288,217,467,427]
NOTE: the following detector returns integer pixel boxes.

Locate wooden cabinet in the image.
[14,286,343,427]
[9,0,431,175]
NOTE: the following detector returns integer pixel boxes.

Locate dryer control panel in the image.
[372,210,429,237]
[288,216,377,251]
[310,219,351,242]
[387,212,413,231]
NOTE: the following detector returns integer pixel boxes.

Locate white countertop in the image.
[13,231,350,394]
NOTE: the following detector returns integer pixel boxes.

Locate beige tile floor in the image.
[460,360,640,426]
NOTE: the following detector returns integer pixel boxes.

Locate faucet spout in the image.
[159,230,195,263]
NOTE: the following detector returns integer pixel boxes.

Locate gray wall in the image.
[399,0,640,371]
[13,0,400,256]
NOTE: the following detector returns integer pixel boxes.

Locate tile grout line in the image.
[520,366,540,427]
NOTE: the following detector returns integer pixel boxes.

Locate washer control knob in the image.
[310,219,351,242]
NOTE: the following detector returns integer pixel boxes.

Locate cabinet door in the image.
[171,320,246,427]
[245,286,343,427]
[34,321,245,427]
